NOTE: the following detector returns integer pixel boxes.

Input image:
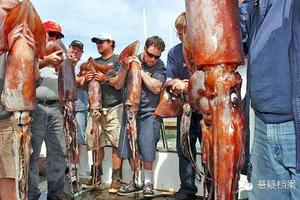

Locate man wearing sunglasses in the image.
[118,36,166,197]
[81,33,125,194]
[28,20,70,200]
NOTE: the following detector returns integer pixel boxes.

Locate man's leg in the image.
[108,147,123,193]
[0,178,15,200]
[248,117,291,200]
[45,105,67,199]
[75,110,89,175]
[28,105,47,200]
[174,113,201,200]
[101,104,123,193]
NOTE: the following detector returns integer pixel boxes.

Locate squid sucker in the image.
[0,0,46,200]
[80,57,114,186]
[184,0,245,199]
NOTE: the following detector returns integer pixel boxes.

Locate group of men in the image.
[1,0,300,200]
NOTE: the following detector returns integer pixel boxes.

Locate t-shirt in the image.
[134,54,166,117]
[36,67,59,100]
[94,54,123,107]
[166,43,189,79]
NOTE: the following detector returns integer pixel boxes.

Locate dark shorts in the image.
[118,113,161,161]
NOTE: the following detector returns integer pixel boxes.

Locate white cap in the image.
[91,33,114,43]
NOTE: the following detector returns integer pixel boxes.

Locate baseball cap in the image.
[91,33,114,43]
[70,40,84,51]
[43,20,64,38]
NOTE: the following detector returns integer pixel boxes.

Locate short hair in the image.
[175,12,186,32]
[145,36,165,52]
[111,40,115,50]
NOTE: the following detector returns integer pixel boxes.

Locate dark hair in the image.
[111,40,115,50]
[145,36,165,52]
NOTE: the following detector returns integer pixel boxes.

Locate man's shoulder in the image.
[154,59,166,70]
[169,43,183,54]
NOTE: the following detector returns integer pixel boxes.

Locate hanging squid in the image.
[45,39,80,194]
[184,0,245,199]
[118,41,141,182]
[0,0,46,199]
[79,57,114,186]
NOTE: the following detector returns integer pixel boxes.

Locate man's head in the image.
[0,0,18,22]
[91,33,115,55]
[68,40,83,65]
[175,12,186,42]
[143,35,165,67]
[43,20,64,41]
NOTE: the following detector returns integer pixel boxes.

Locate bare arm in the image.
[108,68,128,90]
[39,50,63,68]
[108,56,140,90]
[141,70,163,94]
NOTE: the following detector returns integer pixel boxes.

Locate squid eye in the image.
[230,92,238,108]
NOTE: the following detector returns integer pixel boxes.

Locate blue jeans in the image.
[249,117,300,200]
[76,110,88,145]
[28,103,67,200]
[176,112,201,195]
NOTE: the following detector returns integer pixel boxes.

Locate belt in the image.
[37,99,59,105]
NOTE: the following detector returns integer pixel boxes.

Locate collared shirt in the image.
[240,0,294,123]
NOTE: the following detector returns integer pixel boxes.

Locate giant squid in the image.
[184,0,245,199]
[0,0,46,199]
[45,39,81,193]
[118,41,141,183]
[79,57,114,186]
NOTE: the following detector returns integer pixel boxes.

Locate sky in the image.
[31,0,186,62]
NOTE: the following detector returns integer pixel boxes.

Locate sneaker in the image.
[81,177,102,189]
[108,179,121,193]
[117,180,143,196]
[143,182,154,197]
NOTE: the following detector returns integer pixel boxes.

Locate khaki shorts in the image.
[0,117,15,179]
[86,104,123,149]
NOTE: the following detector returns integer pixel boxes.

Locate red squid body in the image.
[1,0,46,111]
[185,0,245,199]
[80,57,114,110]
[0,1,46,200]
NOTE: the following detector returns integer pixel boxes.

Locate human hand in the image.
[46,50,63,67]
[94,72,107,82]
[122,56,141,71]
[7,24,36,50]
[84,71,94,82]
[166,79,188,94]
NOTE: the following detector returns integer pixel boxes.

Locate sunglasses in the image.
[48,31,62,39]
[145,48,161,59]
[96,40,109,44]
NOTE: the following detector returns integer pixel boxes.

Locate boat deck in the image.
[39,176,205,200]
